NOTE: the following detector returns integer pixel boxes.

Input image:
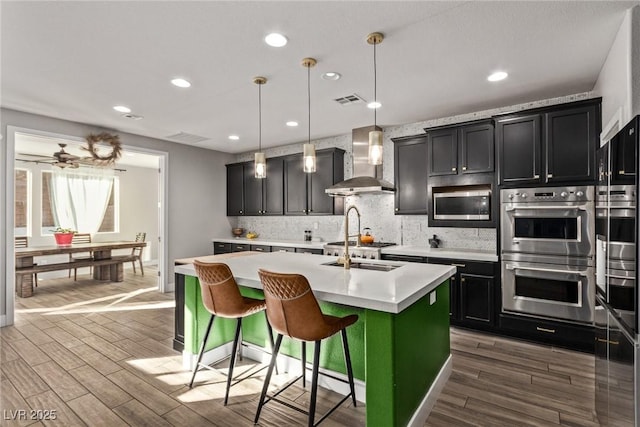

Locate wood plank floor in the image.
[1,268,598,426]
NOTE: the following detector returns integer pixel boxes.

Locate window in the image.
[41,170,118,233]
[15,168,30,236]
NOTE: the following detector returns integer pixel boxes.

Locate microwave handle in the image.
[505,264,587,277]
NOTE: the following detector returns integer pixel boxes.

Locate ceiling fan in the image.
[17,143,89,168]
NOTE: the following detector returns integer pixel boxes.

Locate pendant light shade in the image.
[367,32,384,166]
[302,57,317,173]
[253,76,267,179]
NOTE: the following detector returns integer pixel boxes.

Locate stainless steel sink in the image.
[322,261,400,272]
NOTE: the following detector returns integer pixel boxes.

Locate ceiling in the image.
[2,1,637,155]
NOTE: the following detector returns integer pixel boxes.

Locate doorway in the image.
[3,126,169,326]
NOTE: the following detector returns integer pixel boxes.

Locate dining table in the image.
[15,241,147,298]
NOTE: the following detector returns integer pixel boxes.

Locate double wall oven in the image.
[501,186,595,324]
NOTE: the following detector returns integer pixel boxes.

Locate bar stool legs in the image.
[254,333,357,426]
[189,314,277,406]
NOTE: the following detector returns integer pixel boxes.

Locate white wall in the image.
[2,108,234,322]
[593,5,638,134]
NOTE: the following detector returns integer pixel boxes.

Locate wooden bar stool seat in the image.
[255,269,358,427]
[189,260,275,406]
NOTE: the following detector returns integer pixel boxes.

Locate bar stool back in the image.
[190,260,274,406]
[255,269,358,427]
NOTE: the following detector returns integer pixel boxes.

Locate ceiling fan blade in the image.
[16,153,56,160]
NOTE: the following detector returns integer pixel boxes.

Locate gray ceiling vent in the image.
[122,113,144,120]
[165,132,208,144]
[333,93,366,106]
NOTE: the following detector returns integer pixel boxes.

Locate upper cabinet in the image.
[284,148,345,216]
[611,117,638,184]
[426,120,494,177]
[244,157,284,215]
[496,99,600,187]
[392,135,429,214]
[226,163,244,216]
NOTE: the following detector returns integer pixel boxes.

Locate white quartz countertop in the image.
[174,252,455,314]
[213,237,325,249]
[382,246,499,262]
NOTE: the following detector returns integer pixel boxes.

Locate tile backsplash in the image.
[234,91,594,253]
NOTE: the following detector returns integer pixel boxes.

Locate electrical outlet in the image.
[313,222,319,230]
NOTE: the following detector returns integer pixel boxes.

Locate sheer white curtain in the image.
[50,167,114,233]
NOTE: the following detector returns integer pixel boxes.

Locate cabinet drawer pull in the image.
[462,166,467,171]
[536,327,556,334]
[395,208,399,212]
[239,210,243,214]
[597,338,620,345]
[451,167,457,172]
[255,248,263,251]
[534,174,540,179]
[451,263,466,268]
[460,278,466,283]
[619,170,625,175]
[547,174,553,178]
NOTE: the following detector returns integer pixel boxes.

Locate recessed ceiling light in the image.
[367,101,381,109]
[171,78,191,88]
[488,71,508,82]
[286,121,299,127]
[113,105,131,113]
[228,135,240,141]
[264,33,288,47]
[321,72,341,81]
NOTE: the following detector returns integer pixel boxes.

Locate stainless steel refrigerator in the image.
[595,115,640,426]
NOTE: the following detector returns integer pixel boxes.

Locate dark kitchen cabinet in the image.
[226,163,244,216]
[244,157,284,215]
[497,99,600,186]
[427,258,497,328]
[213,241,232,254]
[250,244,271,253]
[426,121,494,177]
[392,135,428,214]
[284,148,344,216]
[232,243,250,252]
[611,116,639,184]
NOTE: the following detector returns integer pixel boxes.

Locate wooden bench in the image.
[16,255,138,297]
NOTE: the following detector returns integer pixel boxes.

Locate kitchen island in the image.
[174,252,455,427]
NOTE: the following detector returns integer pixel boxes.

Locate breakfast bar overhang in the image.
[174,252,455,426]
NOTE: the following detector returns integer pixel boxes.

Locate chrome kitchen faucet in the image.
[338,205,361,269]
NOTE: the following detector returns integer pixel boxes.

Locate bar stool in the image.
[189,260,275,406]
[255,269,358,427]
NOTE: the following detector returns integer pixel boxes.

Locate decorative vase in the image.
[54,232,74,245]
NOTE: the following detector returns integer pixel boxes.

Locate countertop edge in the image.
[213,237,325,249]
[381,246,499,262]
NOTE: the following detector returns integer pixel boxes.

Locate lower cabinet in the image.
[427,258,497,328]
[499,313,594,352]
[213,241,322,256]
[295,248,323,255]
[213,242,232,254]
[381,254,498,329]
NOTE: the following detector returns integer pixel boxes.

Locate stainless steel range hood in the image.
[325,125,395,197]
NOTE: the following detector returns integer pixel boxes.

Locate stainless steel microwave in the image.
[433,189,491,220]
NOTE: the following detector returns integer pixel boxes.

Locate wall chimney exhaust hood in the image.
[325,125,394,197]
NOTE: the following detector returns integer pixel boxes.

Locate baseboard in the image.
[407,355,452,427]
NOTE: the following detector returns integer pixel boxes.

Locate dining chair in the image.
[15,236,38,286]
[69,233,92,280]
[255,269,358,427]
[131,232,146,275]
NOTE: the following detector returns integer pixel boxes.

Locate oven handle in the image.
[504,205,589,212]
[505,264,588,277]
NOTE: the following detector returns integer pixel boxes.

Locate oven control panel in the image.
[501,186,593,203]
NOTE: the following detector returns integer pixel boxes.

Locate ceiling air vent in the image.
[122,113,144,120]
[165,132,208,144]
[333,93,366,106]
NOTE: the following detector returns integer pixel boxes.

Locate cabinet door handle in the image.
[451,263,466,268]
[451,167,457,172]
[619,170,626,175]
[239,210,243,214]
[460,278,466,283]
[547,174,553,178]
[462,166,467,171]
[395,208,399,212]
[302,209,307,213]
[536,326,556,334]
[533,174,540,179]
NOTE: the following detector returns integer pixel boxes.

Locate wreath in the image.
[83,132,122,165]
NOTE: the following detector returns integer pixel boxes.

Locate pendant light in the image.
[302,57,317,173]
[367,32,384,165]
[253,76,267,179]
